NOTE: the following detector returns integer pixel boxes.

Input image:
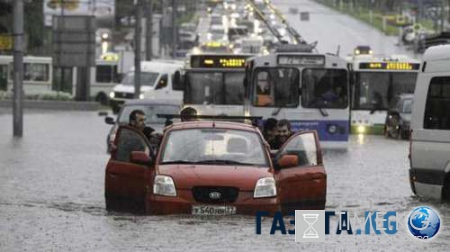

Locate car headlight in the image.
[109,92,115,98]
[139,93,144,99]
[254,177,276,198]
[154,175,176,196]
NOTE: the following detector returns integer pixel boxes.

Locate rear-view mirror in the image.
[131,151,153,166]
[277,154,299,169]
[105,117,115,125]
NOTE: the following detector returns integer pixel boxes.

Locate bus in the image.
[0,55,120,104]
[243,51,350,149]
[348,55,420,135]
[174,54,252,116]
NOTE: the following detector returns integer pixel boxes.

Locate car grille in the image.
[192,186,239,204]
[114,92,134,99]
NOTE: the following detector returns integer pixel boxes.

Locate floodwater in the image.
[1,110,449,251]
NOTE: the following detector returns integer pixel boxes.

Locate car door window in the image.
[278,132,318,167]
[114,127,149,163]
[155,74,168,90]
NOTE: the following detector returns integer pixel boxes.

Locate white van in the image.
[109,60,184,113]
[409,44,450,201]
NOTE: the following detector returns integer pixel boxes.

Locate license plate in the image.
[192,205,236,215]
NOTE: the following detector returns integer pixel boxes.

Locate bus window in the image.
[96,65,114,83]
[24,63,49,82]
[253,68,299,107]
[301,69,348,109]
[224,72,245,105]
[353,72,389,110]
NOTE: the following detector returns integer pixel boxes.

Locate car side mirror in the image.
[98,111,108,117]
[277,154,299,169]
[130,151,153,166]
[105,116,115,125]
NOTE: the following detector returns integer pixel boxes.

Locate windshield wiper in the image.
[196,159,256,166]
[272,107,282,116]
[160,160,194,165]
[319,108,329,117]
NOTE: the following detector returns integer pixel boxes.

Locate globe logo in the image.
[407,206,441,239]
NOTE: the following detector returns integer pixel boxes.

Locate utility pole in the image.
[134,0,142,99]
[145,0,153,60]
[13,0,24,137]
[171,0,177,58]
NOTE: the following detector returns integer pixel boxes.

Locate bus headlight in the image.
[109,92,115,98]
[357,125,366,134]
[139,94,144,99]
[327,124,337,134]
[254,177,277,198]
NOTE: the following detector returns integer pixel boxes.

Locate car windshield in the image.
[118,105,180,125]
[252,67,300,107]
[121,72,159,86]
[401,98,413,114]
[301,69,348,109]
[160,128,268,166]
[184,72,245,105]
[353,72,417,110]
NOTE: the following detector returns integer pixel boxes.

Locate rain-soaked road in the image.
[1,110,449,251]
[273,0,415,57]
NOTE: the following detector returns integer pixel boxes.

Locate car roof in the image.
[123,99,181,106]
[423,44,450,62]
[166,120,259,132]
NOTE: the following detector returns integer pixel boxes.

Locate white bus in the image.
[174,54,252,116]
[244,51,350,149]
[348,55,420,135]
[0,55,120,104]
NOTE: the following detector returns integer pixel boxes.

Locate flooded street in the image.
[1,110,449,251]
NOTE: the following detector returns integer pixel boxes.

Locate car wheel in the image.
[111,104,120,114]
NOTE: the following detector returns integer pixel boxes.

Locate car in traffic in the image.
[105,120,326,215]
[108,60,183,113]
[409,45,450,201]
[384,94,413,139]
[104,99,181,153]
[354,45,373,55]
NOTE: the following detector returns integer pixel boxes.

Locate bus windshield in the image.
[121,72,159,86]
[252,68,300,107]
[353,72,417,110]
[185,72,245,105]
[302,69,348,109]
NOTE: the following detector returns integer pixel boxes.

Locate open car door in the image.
[105,126,154,212]
[274,131,326,214]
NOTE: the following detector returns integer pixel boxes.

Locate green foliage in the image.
[0,91,74,101]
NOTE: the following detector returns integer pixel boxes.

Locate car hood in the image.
[157,164,272,191]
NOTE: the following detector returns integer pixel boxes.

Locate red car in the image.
[105,121,326,215]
